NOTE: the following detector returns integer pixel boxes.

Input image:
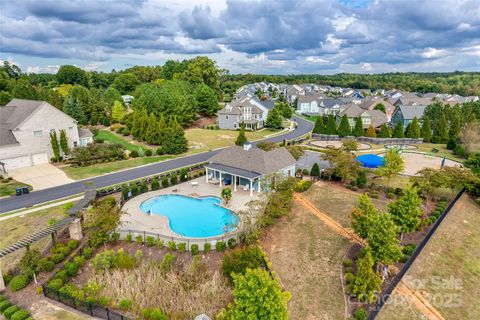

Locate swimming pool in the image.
[356,154,385,168]
[139,194,239,238]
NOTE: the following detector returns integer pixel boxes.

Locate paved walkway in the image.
[9,163,74,190]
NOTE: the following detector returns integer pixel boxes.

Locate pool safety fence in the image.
[311,134,423,145]
[116,229,238,251]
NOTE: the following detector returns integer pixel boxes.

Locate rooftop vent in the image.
[243,143,252,151]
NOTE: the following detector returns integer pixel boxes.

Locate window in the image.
[68,127,73,131]
[33,130,43,137]
[225,115,229,120]
[73,141,78,147]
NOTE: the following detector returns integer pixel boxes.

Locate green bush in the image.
[54,270,68,282]
[146,236,155,247]
[368,190,379,199]
[52,244,70,256]
[130,184,139,196]
[0,296,5,303]
[9,275,30,292]
[227,238,237,249]
[50,253,65,264]
[215,241,226,252]
[145,149,153,156]
[167,241,176,251]
[178,243,186,253]
[140,181,148,193]
[221,245,267,284]
[67,239,79,250]
[73,255,86,267]
[342,258,353,268]
[356,171,367,188]
[344,266,353,274]
[156,147,164,155]
[151,177,160,190]
[0,301,12,312]
[38,258,54,272]
[387,192,395,199]
[64,262,80,277]
[125,234,133,243]
[11,310,30,320]
[161,176,169,188]
[130,150,139,158]
[156,239,164,248]
[179,168,188,182]
[293,180,313,192]
[170,174,178,185]
[160,253,176,271]
[47,278,64,290]
[82,246,93,259]
[191,244,199,255]
[403,243,416,256]
[3,305,20,319]
[135,235,143,244]
[142,307,168,320]
[203,243,211,253]
[394,187,404,196]
[110,232,120,242]
[354,307,368,320]
[345,272,355,284]
[119,298,133,311]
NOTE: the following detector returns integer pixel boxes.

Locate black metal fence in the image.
[43,284,131,320]
[311,133,423,145]
[368,188,466,319]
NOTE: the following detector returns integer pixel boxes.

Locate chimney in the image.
[243,143,251,151]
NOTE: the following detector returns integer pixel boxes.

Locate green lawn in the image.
[0,179,32,197]
[95,130,145,153]
[62,155,173,180]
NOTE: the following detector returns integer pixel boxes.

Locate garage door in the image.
[2,155,31,170]
[32,153,49,165]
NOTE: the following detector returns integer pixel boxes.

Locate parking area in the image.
[8,163,74,190]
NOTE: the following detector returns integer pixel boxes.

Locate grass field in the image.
[0,179,32,197]
[0,202,71,272]
[378,194,480,320]
[261,200,350,319]
[95,130,145,153]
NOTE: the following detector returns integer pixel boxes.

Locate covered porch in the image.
[205,163,262,196]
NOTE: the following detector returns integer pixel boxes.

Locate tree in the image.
[388,186,423,240]
[49,131,60,162]
[113,73,139,94]
[465,153,480,175]
[374,103,386,113]
[366,212,402,265]
[375,148,404,189]
[459,121,480,155]
[84,197,122,247]
[349,248,382,303]
[194,83,219,116]
[235,123,248,146]
[365,125,376,137]
[180,56,221,93]
[275,102,293,119]
[313,116,326,134]
[223,268,289,320]
[434,114,449,143]
[63,97,87,124]
[59,129,69,155]
[145,113,160,144]
[352,117,364,137]
[449,113,461,139]
[12,79,37,100]
[310,163,320,179]
[351,194,379,239]
[56,65,88,86]
[392,121,405,138]
[161,117,188,154]
[378,123,391,138]
[338,115,352,137]
[421,116,432,142]
[221,188,232,205]
[111,101,127,123]
[321,147,359,182]
[342,139,358,152]
[406,116,421,138]
[265,107,283,129]
[325,114,337,134]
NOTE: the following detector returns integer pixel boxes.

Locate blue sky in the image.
[1,0,480,74]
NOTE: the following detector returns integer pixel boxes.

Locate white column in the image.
[250,179,253,196]
[205,168,209,183]
[69,218,83,241]
[219,171,222,187]
[257,178,261,192]
[0,267,5,291]
[234,176,237,191]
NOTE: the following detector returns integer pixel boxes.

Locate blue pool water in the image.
[356,154,385,168]
[139,194,239,238]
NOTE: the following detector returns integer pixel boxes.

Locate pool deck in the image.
[120,177,260,237]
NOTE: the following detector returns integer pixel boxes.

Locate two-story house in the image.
[0,99,92,170]
[336,104,388,130]
[391,105,427,129]
[217,97,269,131]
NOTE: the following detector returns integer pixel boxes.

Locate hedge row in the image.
[0,295,31,320]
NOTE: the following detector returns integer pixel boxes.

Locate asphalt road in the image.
[0,116,313,214]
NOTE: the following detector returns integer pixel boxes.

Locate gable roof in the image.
[208,146,296,176]
[396,105,427,120]
[219,98,263,115]
[339,104,388,128]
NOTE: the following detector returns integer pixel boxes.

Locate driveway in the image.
[9,163,74,190]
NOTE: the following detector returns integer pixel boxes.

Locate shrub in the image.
[92,250,117,270]
[156,239,164,248]
[47,278,64,290]
[403,243,416,256]
[119,298,133,311]
[0,296,5,303]
[354,307,368,320]
[453,145,465,157]
[3,305,20,319]
[227,238,237,249]
[344,266,353,273]
[179,168,188,182]
[125,234,133,243]
[160,253,176,271]
[11,310,30,320]
[73,255,86,267]
[9,275,30,292]
[216,241,227,252]
[146,236,155,247]
[95,138,104,143]
[302,168,309,175]
[130,150,139,158]
[293,180,313,192]
[356,171,367,188]
[39,258,55,272]
[161,176,169,188]
[82,246,93,259]
[387,192,395,199]
[122,128,130,136]
[54,270,68,282]
[140,181,148,193]
[110,232,120,242]
[64,262,80,277]
[135,235,143,244]
[167,241,176,251]
[142,307,168,320]
[102,117,110,126]
[67,239,79,250]
[52,244,70,257]
[342,258,353,268]
[345,272,355,284]
[191,244,199,255]
[221,245,267,284]
[151,177,160,190]
[178,243,186,253]
[170,174,178,185]
[0,301,12,312]
[156,147,164,155]
[203,243,211,253]
[145,149,153,156]
[394,187,403,195]
[368,190,379,199]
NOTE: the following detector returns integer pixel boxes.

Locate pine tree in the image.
[63,97,86,124]
[49,131,60,162]
[352,117,364,137]
[406,116,421,138]
[162,117,188,154]
[59,129,69,155]
[435,114,449,143]
[111,101,126,123]
[392,120,405,138]
[310,163,320,178]
[449,113,461,139]
[377,123,390,138]
[365,125,376,137]
[338,114,352,137]
[235,123,248,146]
[313,117,325,134]
[366,212,402,265]
[421,116,432,142]
[156,115,166,147]
[138,109,149,141]
[131,111,142,139]
[145,113,159,144]
[349,248,382,303]
[265,107,283,129]
[388,186,423,240]
[325,114,337,135]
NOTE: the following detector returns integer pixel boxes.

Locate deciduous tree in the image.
[111,101,127,123]
[376,148,404,189]
[49,131,60,162]
[351,194,379,239]
[366,212,402,265]
[388,186,423,240]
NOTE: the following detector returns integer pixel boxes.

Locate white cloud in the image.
[361,63,373,71]
[26,65,59,73]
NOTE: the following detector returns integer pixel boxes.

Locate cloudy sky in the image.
[1,0,480,74]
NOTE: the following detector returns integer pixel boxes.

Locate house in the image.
[205,144,296,196]
[296,94,324,114]
[121,95,134,106]
[286,85,305,104]
[217,97,269,131]
[336,104,388,129]
[391,105,427,129]
[357,97,395,121]
[318,98,350,115]
[393,93,433,107]
[0,99,93,171]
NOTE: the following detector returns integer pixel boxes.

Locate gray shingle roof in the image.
[78,128,93,138]
[208,146,296,176]
[397,105,427,120]
[339,104,388,128]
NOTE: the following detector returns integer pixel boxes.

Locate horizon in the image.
[1,0,480,74]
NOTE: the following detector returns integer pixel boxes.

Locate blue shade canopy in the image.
[356,154,385,168]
